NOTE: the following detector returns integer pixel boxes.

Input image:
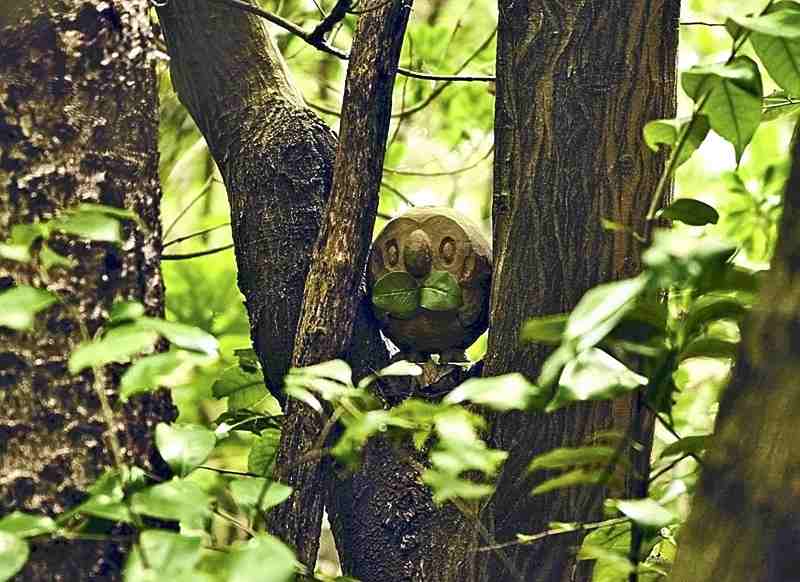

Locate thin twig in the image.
[163,222,231,248]
[383,144,494,176]
[475,517,630,552]
[162,243,235,260]
[204,0,495,82]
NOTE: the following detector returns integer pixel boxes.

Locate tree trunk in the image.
[668,124,800,582]
[481,2,680,581]
[0,1,174,579]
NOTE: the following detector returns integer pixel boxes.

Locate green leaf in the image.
[247,429,281,476]
[40,244,76,270]
[131,479,211,529]
[212,365,266,403]
[444,373,545,411]
[657,198,719,226]
[643,115,710,167]
[729,2,800,38]
[565,276,649,351]
[54,211,121,243]
[138,317,218,356]
[126,531,202,576]
[371,271,420,319]
[520,314,568,345]
[229,479,293,511]
[0,513,56,539]
[548,348,648,411]
[661,434,709,458]
[75,470,132,523]
[684,296,748,340]
[679,337,739,361]
[751,15,800,95]
[110,300,146,323]
[289,359,353,387]
[419,270,463,311]
[0,532,28,582]
[682,57,763,161]
[155,423,217,478]
[528,446,616,472]
[0,223,50,263]
[226,535,297,582]
[68,325,158,373]
[0,286,57,331]
[121,351,210,400]
[422,469,496,503]
[532,468,604,495]
[614,498,676,528]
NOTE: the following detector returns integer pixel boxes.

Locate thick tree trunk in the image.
[668,124,800,582]
[0,1,174,579]
[481,2,680,581]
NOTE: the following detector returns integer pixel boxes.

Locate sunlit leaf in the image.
[520,314,568,345]
[39,244,76,270]
[68,325,158,373]
[138,317,218,356]
[155,423,217,477]
[445,373,546,411]
[678,337,739,361]
[661,435,709,458]
[0,286,57,331]
[0,532,28,582]
[528,446,616,472]
[125,530,202,577]
[54,210,121,243]
[131,479,211,528]
[643,115,710,167]
[613,498,676,528]
[121,351,210,400]
[225,535,296,582]
[0,513,56,539]
[109,300,146,323]
[229,479,293,511]
[531,468,604,495]
[0,223,49,263]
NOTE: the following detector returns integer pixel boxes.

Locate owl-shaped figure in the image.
[368,207,492,362]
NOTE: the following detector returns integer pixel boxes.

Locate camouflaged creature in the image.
[368,207,492,362]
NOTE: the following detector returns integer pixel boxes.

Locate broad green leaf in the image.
[419,270,462,311]
[215,410,281,435]
[445,373,546,411]
[684,296,748,340]
[661,435,709,458]
[565,276,649,351]
[109,300,146,323]
[643,115,710,167]
[0,532,28,582]
[54,211,121,243]
[752,23,800,95]
[121,351,210,400]
[226,534,296,582]
[155,423,217,477]
[212,365,266,404]
[68,325,158,373]
[682,57,763,161]
[528,446,615,472]
[39,244,76,270]
[229,479,293,511]
[0,513,56,538]
[548,348,648,411]
[657,198,719,226]
[532,468,604,495]
[0,223,50,263]
[0,286,57,331]
[729,2,800,38]
[75,470,132,522]
[247,429,281,476]
[126,530,202,576]
[138,317,218,356]
[422,469,496,503]
[289,359,353,387]
[520,314,568,345]
[679,337,739,361]
[284,386,323,413]
[131,479,211,529]
[371,271,419,319]
[614,498,676,528]
[644,230,737,287]
[356,360,423,389]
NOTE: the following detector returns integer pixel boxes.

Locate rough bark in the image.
[266,0,414,567]
[156,0,337,406]
[481,2,680,581]
[0,1,174,579]
[668,123,800,582]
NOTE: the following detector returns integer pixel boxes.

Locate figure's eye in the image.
[386,239,399,266]
[440,237,456,265]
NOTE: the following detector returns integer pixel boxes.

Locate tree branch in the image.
[265,0,414,569]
